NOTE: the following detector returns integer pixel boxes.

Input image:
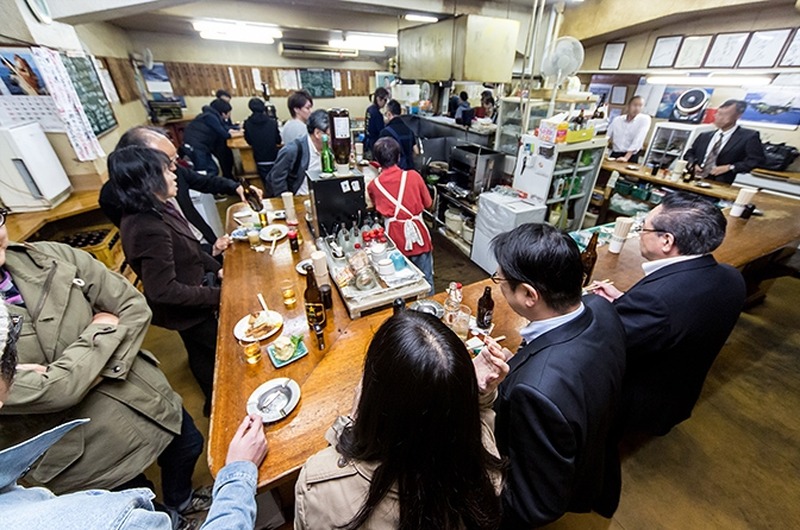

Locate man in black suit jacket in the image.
[591,192,746,435]
[684,99,765,184]
[490,224,627,528]
[99,126,262,255]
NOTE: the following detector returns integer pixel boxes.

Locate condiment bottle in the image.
[476,286,494,329]
[288,229,299,253]
[580,232,599,287]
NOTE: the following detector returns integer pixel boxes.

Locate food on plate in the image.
[246,311,281,338]
[268,228,282,238]
[272,335,298,361]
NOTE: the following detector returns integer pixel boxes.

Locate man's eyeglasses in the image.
[632,221,665,235]
[490,272,511,284]
[0,208,8,228]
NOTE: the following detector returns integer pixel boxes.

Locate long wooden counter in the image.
[210,191,800,490]
[602,159,740,201]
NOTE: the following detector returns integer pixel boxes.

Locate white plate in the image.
[233,311,283,342]
[233,209,255,219]
[259,224,289,242]
[246,378,301,423]
[230,228,249,241]
[295,259,313,275]
[271,210,286,220]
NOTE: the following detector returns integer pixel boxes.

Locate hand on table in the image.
[92,312,119,327]
[473,336,512,393]
[230,129,244,138]
[16,363,47,374]
[212,235,231,257]
[226,414,268,467]
[586,281,623,302]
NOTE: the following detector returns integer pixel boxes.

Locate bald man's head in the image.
[115,126,177,166]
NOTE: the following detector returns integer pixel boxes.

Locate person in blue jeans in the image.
[0,299,268,530]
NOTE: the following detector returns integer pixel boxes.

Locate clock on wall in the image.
[24,0,53,24]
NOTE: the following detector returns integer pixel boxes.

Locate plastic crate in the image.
[566,127,595,144]
[55,224,123,269]
[614,180,634,196]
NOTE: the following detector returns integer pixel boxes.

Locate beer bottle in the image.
[237,175,262,212]
[476,286,494,329]
[580,232,599,287]
[393,297,405,315]
[328,108,351,172]
[304,264,326,329]
[321,134,336,174]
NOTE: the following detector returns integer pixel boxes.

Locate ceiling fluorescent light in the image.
[405,14,439,23]
[329,33,397,52]
[193,19,282,45]
[329,39,385,52]
[646,75,772,87]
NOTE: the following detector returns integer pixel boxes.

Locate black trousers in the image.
[178,313,218,411]
[610,150,640,164]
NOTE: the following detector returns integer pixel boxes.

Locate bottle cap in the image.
[354,243,361,249]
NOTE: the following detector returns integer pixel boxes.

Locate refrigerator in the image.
[470,191,547,274]
[0,122,72,212]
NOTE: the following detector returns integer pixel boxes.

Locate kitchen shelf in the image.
[547,192,586,205]
[437,226,472,256]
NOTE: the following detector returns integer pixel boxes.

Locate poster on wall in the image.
[139,61,183,105]
[741,88,800,130]
[0,47,48,96]
[375,72,396,92]
[655,86,714,120]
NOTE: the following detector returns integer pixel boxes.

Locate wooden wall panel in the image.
[102,57,140,104]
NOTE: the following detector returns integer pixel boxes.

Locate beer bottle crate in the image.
[54,224,123,269]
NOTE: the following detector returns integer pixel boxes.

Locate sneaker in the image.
[180,485,213,515]
[172,513,199,530]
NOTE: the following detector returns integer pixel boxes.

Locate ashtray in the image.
[246,378,301,423]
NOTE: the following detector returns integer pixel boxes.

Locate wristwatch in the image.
[729,164,736,173]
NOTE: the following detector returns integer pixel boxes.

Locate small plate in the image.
[271,210,287,220]
[233,311,283,342]
[260,224,289,242]
[295,258,313,275]
[233,209,255,219]
[267,340,309,369]
[409,299,445,319]
[246,378,301,423]
[626,164,640,170]
[695,181,712,188]
[230,227,249,241]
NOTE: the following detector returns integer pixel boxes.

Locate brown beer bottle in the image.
[237,175,262,212]
[580,232,599,287]
[303,264,326,329]
[476,286,494,329]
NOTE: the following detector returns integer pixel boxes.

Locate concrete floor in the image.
[142,193,800,528]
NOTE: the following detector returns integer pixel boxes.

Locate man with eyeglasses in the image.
[99,126,263,257]
[589,191,746,435]
[488,223,627,528]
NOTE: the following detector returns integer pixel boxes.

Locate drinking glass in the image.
[280,279,297,308]
[239,340,262,365]
[452,305,472,341]
[247,229,260,249]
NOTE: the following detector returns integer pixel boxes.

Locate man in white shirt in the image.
[281,90,314,145]
[590,192,746,435]
[606,95,651,163]
[489,223,627,528]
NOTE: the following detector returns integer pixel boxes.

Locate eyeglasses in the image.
[632,221,666,235]
[0,209,8,228]
[490,272,511,284]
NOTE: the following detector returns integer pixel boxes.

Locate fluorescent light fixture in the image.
[329,32,398,52]
[405,14,439,23]
[646,75,772,87]
[192,19,282,45]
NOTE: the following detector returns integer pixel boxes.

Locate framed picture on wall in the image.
[704,32,749,68]
[738,28,792,68]
[610,85,628,106]
[600,42,626,70]
[674,35,712,68]
[649,36,683,68]
[779,28,800,66]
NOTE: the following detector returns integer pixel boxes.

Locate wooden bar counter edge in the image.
[209,192,800,491]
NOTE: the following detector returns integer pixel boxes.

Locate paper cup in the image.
[734,188,757,207]
[730,203,746,217]
[608,235,626,254]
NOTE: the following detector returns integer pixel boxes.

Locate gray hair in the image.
[651,192,727,255]
[306,109,329,135]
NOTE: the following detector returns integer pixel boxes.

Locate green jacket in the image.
[0,242,183,493]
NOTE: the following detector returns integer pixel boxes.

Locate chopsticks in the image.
[269,237,277,256]
[257,293,269,312]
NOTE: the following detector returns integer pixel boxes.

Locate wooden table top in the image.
[210,191,800,489]
[5,189,101,241]
[227,135,251,150]
[602,160,740,202]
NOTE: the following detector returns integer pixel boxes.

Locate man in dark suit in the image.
[379,99,418,170]
[684,99,765,184]
[490,224,627,528]
[590,192,746,435]
[267,109,328,196]
[99,126,262,255]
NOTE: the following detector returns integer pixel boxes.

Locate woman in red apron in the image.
[367,137,435,294]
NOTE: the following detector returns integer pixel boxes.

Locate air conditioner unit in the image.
[279,42,359,60]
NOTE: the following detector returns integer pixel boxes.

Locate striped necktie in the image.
[0,267,25,307]
[701,132,724,178]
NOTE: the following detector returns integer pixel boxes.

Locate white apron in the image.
[373,171,430,253]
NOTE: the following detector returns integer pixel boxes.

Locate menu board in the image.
[60,53,117,136]
[299,69,334,98]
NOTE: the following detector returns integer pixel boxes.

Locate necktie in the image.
[701,132,724,179]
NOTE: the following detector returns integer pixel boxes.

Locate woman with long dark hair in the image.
[108,145,223,416]
[295,310,508,530]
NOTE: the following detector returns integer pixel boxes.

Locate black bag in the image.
[761,142,799,171]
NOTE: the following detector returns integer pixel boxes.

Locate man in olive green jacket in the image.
[0,230,203,517]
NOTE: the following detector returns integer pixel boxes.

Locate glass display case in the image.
[643,122,714,170]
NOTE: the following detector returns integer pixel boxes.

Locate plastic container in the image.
[462,223,474,243]
[55,224,122,269]
[444,208,463,234]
